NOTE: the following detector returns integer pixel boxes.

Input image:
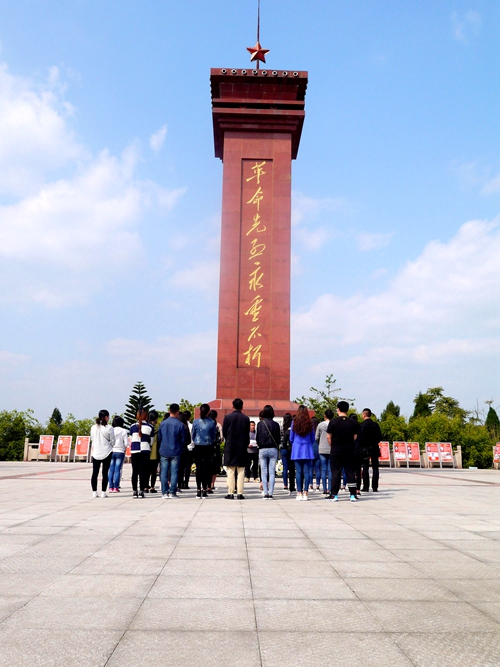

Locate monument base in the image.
[207,398,300,420]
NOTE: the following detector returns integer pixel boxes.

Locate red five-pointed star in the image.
[246,41,270,64]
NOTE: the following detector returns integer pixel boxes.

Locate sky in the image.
[0,0,499,422]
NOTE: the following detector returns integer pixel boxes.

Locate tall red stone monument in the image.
[208,64,307,418]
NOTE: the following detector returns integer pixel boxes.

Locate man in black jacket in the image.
[222,398,250,500]
[359,408,382,492]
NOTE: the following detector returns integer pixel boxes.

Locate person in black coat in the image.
[222,398,250,500]
[359,408,383,492]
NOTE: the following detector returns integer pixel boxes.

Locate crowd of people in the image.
[89,398,383,502]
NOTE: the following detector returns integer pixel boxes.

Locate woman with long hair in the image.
[108,415,128,493]
[191,404,216,498]
[290,405,315,501]
[144,410,160,493]
[208,409,222,492]
[129,408,154,498]
[90,410,115,498]
[281,412,295,494]
[256,404,281,499]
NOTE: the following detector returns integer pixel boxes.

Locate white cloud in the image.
[482,173,500,195]
[0,350,29,367]
[292,218,500,413]
[292,191,350,227]
[452,10,482,44]
[356,231,393,251]
[0,62,185,307]
[149,124,167,152]
[168,260,220,295]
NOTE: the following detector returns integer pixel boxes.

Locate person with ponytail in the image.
[129,407,154,498]
[89,410,115,498]
[191,403,216,498]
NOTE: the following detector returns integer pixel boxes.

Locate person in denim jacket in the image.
[191,404,216,498]
[290,405,315,501]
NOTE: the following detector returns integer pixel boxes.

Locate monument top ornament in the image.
[246,0,269,68]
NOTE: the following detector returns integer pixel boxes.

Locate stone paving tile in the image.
[252,576,356,600]
[149,574,252,599]
[254,599,384,632]
[71,555,167,575]
[106,630,261,667]
[162,557,249,577]
[0,627,121,667]
[130,598,256,630]
[258,631,414,667]
[171,545,248,560]
[0,597,31,623]
[394,632,500,667]
[40,573,156,598]
[332,561,425,578]
[440,579,500,602]
[344,577,461,601]
[3,596,142,629]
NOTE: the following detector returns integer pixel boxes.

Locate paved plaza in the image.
[1,463,500,666]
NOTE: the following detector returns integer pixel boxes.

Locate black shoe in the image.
[139,491,145,498]
[373,489,379,492]
[237,494,245,500]
[144,488,150,493]
[132,490,138,498]
[196,490,202,498]
[202,490,208,498]
[269,495,273,500]
[361,488,369,493]
[206,489,214,494]
[225,494,234,500]
[150,488,158,493]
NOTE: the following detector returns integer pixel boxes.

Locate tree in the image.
[0,410,42,460]
[485,405,500,440]
[295,374,354,417]
[124,382,154,426]
[380,401,400,421]
[412,392,432,419]
[50,408,63,426]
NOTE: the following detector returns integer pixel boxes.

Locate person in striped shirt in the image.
[129,408,154,498]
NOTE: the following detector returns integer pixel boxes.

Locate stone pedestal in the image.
[209,68,307,418]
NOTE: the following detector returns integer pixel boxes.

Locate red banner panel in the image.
[38,435,54,455]
[407,442,420,462]
[379,442,390,461]
[393,442,407,461]
[426,442,440,462]
[75,436,90,457]
[439,442,453,463]
[56,436,72,456]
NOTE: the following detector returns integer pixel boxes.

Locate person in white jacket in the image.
[90,410,115,498]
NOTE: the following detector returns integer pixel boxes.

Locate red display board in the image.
[439,442,453,463]
[494,444,500,463]
[75,436,90,458]
[56,436,72,457]
[425,442,440,463]
[38,435,54,456]
[393,442,407,461]
[379,442,390,462]
[407,442,420,462]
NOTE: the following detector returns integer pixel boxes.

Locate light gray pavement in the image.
[1,462,500,667]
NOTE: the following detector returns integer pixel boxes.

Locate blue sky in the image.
[0,0,498,421]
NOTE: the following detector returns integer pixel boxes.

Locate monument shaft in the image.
[210,68,307,415]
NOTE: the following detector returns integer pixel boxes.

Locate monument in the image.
[208,23,308,419]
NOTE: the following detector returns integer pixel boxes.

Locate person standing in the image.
[158,403,186,499]
[245,421,259,482]
[145,410,160,493]
[290,405,315,501]
[316,409,333,495]
[327,401,359,502]
[222,398,250,500]
[129,408,154,498]
[191,404,216,498]
[256,405,281,499]
[180,410,193,489]
[208,409,222,492]
[108,415,128,493]
[360,408,383,493]
[90,409,115,498]
[351,413,363,498]
[281,413,295,493]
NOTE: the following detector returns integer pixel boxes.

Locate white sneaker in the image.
[302,494,308,501]
[92,491,98,498]
[296,492,302,501]
[350,494,358,503]
[162,494,169,499]
[100,491,107,498]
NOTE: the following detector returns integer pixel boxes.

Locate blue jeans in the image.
[108,452,125,489]
[259,448,278,495]
[280,448,290,487]
[160,455,180,496]
[319,453,332,492]
[294,459,311,492]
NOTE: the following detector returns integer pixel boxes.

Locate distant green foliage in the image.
[295,374,354,417]
[380,401,400,421]
[50,408,63,426]
[0,410,42,461]
[485,406,500,440]
[124,382,154,427]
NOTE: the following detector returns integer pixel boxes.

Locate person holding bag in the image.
[256,404,281,499]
